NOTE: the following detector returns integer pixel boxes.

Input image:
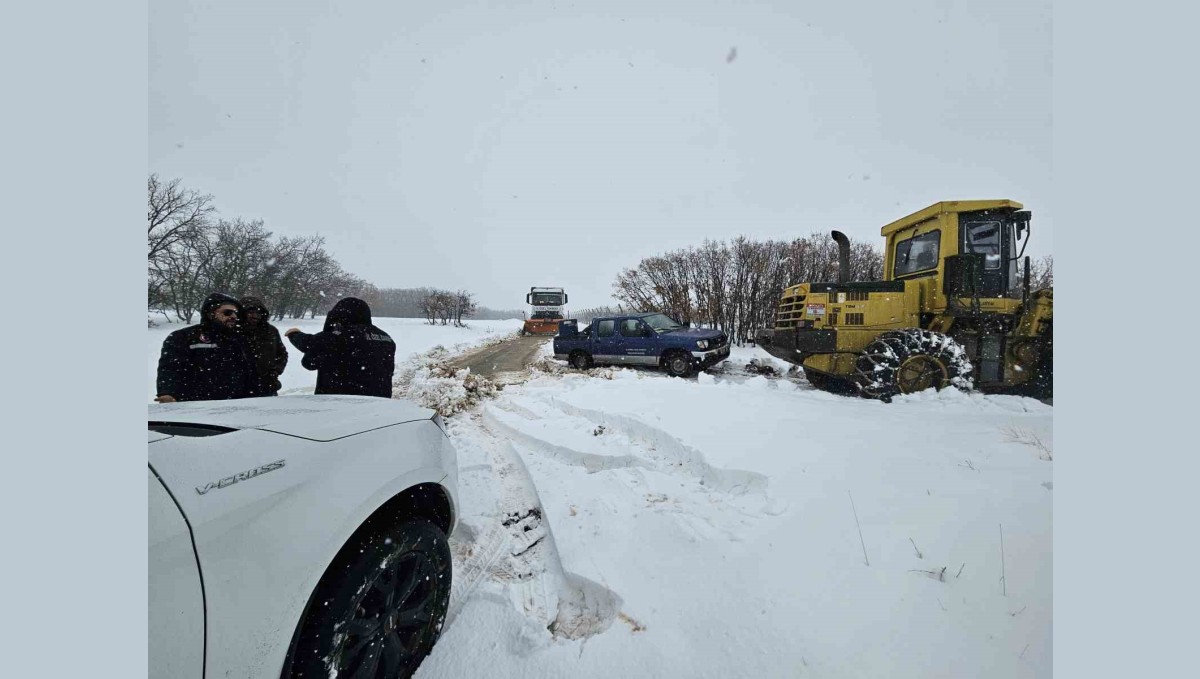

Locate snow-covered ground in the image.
[145,318,1052,676]
[146,316,521,399]
[418,343,1052,679]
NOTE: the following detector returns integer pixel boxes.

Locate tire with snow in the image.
[281,520,452,679]
[853,329,973,401]
[663,350,694,378]
[569,351,592,370]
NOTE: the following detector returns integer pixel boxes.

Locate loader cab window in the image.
[963,221,1003,270]
[893,230,940,277]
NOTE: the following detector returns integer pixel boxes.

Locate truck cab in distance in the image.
[553,312,730,378]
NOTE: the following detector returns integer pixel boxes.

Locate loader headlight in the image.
[696,340,710,350]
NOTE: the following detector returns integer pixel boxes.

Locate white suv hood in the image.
[148,394,434,441]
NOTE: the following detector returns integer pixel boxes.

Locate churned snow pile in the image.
[145,316,521,399]
[394,358,505,417]
[420,345,1053,678]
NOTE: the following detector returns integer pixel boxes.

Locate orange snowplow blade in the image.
[522,319,562,335]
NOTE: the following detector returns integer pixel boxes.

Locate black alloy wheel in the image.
[283,520,452,679]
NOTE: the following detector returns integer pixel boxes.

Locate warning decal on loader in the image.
[806,303,826,317]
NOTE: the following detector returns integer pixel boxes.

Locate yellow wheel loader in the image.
[756,200,1052,401]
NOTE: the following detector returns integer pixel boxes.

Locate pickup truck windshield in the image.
[643,313,683,333]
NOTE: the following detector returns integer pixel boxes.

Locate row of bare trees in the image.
[148,175,370,322]
[344,286,521,322]
[612,234,884,344]
[418,289,478,326]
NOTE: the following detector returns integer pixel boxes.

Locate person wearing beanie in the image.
[239,296,288,397]
[285,297,396,398]
[155,292,258,403]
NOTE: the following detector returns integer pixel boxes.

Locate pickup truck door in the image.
[618,318,658,365]
[592,319,620,364]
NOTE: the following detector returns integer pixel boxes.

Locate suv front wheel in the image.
[282,520,452,679]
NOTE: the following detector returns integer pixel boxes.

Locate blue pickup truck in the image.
[553,312,730,377]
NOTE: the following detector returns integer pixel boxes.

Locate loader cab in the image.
[882,200,1029,308]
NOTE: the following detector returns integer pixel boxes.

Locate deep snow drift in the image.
[418,344,1052,678]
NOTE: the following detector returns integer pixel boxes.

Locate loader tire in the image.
[853,329,972,401]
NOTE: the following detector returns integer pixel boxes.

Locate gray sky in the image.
[150,0,1052,311]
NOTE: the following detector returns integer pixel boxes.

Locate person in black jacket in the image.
[284,297,396,398]
[155,293,258,403]
[239,296,288,396]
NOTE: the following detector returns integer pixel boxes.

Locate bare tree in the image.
[1031,254,1054,291]
[148,175,215,263]
[203,218,273,297]
[452,290,477,327]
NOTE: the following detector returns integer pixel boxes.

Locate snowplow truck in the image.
[522,287,568,335]
[755,200,1052,400]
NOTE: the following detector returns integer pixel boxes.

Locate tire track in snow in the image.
[483,405,653,474]
[543,398,770,497]
[445,413,624,641]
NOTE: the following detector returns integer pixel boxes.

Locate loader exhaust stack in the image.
[831,230,851,283]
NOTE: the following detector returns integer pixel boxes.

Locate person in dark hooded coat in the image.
[284,297,396,398]
[239,296,288,396]
[155,293,259,402]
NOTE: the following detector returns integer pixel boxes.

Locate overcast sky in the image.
[150,0,1052,311]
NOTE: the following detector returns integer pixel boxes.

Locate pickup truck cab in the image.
[553,312,730,377]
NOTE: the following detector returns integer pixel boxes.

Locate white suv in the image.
[148,394,458,679]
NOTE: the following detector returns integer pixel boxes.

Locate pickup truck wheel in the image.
[569,351,592,370]
[664,351,694,378]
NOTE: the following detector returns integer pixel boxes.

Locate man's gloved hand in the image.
[285,328,301,336]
